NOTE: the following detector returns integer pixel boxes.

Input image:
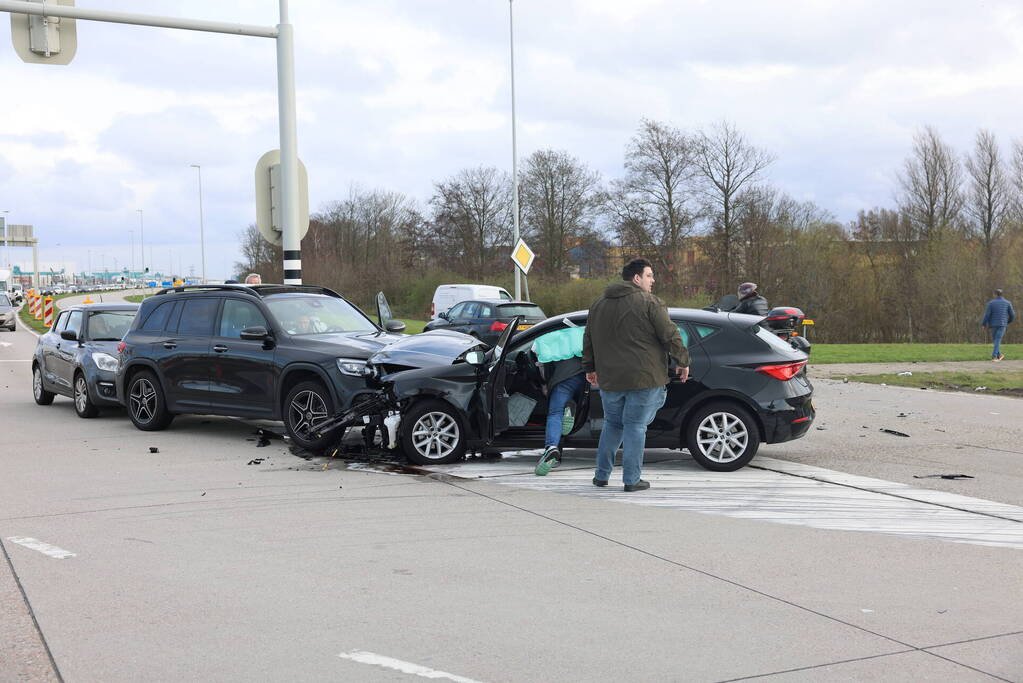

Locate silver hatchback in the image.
[0,293,16,331]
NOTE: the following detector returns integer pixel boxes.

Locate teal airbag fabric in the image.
[534,326,585,363]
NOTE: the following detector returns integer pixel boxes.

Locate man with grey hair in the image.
[982,289,1016,361]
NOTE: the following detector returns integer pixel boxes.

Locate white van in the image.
[431,284,512,319]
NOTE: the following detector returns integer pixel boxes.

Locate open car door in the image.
[375,291,406,333]
[481,315,521,441]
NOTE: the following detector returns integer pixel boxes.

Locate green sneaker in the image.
[561,402,576,436]
[535,447,560,476]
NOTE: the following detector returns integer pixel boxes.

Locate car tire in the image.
[283,380,336,452]
[32,365,55,405]
[684,401,760,472]
[126,370,174,431]
[73,372,99,419]
[400,399,466,465]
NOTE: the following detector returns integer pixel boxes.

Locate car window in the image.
[481,303,495,318]
[674,323,691,347]
[265,295,376,336]
[141,301,174,331]
[65,311,84,337]
[695,324,719,339]
[0,294,10,306]
[87,311,136,341]
[499,291,512,300]
[219,300,268,338]
[53,311,69,332]
[464,302,484,319]
[498,304,545,318]
[177,298,220,336]
[447,303,467,320]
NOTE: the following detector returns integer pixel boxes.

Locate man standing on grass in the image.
[981,289,1016,361]
[582,258,689,492]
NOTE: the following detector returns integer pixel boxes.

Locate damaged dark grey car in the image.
[322,307,815,472]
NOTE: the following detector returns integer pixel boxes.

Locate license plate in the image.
[517,324,532,331]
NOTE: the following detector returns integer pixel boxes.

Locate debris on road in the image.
[148,447,159,453]
[247,458,265,465]
[974,386,988,391]
[897,412,909,417]
[815,425,827,431]
[897,371,913,376]
[913,474,975,480]
[880,428,910,437]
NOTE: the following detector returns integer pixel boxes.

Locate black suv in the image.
[115,285,406,449]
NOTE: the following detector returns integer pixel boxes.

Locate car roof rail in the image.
[154,284,260,297]
[247,285,343,298]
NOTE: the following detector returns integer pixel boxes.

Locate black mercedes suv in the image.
[115,285,406,449]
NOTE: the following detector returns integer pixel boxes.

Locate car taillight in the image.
[490,320,509,332]
[117,341,127,354]
[431,302,435,316]
[756,360,806,381]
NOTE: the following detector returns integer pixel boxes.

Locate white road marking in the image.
[0,341,12,347]
[338,650,483,682]
[6,537,77,559]
[417,454,1023,550]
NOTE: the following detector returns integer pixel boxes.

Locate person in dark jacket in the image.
[982,289,1016,361]
[582,258,689,492]
[732,282,769,316]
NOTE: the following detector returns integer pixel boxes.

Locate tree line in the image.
[236,120,1023,343]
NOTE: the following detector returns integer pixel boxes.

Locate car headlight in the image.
[336,358,367,377]
[92,352,119,372]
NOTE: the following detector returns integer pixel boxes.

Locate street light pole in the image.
[277,0,302,285]
[136,209,145,278]
[508,0,522,301]
[190,164,207,284]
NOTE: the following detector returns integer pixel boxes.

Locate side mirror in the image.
[60,329,79,342]
[240,326,269,341]
[385,320,406,333]
[438,311,449,320]
[465,350,487,367]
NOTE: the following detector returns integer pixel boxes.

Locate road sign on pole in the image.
[510,238,535,275]
[254,149,309,248]
[9,0,76,65]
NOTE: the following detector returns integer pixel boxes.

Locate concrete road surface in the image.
[1,322,1021,682]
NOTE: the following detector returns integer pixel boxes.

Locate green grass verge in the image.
[395,319,427,334]
[18,304,50,334]
[124,294,148,303]
[855,370,1023,396]
[810,343,1023,364]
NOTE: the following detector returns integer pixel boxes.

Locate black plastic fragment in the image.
[149,447,159,453]
[880,428,910,437]
[913,474,974,480]
[247,458,265,465]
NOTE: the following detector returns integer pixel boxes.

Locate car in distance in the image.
[341,308,814,471]
[430,284,512,319]
[32,303,140,417]
[423,300,546,347]
[0,293,16,331]
[114,284,408,450]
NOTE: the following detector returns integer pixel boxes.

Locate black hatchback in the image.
[114,285,406,449]
[331,308,814,471]
[422,300,546,347]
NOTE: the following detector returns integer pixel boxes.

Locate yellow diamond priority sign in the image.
[511,239,535,275]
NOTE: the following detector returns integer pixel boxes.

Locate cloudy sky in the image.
[2,0,1023,279]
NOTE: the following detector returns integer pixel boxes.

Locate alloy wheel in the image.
[75,376,89,413]
[288,390,329,438]
[33,369,42,399]
[129,377,157,424]
[696,411,749,464]
[411,412,459,460]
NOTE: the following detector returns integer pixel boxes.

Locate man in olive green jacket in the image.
[582,258,689,491]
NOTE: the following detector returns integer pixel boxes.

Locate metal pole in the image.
[191,164,207,283]
[508,0,521,300]
[136,209,145,277]
[277,0,301,285]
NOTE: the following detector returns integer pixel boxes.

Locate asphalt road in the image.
[1,321,1021,682]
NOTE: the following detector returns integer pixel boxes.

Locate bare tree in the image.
[606,119,698,284]
[519,149,601,276]
[233,224,281,281]
[430,166,513,278]
[964,129,1010,268]
[694,121,774,288]
[897,126,964,238]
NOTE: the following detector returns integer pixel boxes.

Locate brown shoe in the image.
[997,354,1005,361]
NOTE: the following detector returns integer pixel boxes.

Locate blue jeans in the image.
[594,385,667,486]
[991,326,1006,358]
[545,374,587,448]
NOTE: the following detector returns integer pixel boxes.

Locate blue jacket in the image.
[982,297,1016,327]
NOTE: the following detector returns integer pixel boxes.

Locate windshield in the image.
[87,311,137,341]
[498,304,545,318]
[0,294,11,306]
[265,295,376,336]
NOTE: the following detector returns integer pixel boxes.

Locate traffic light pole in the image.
[0,0,303,283]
